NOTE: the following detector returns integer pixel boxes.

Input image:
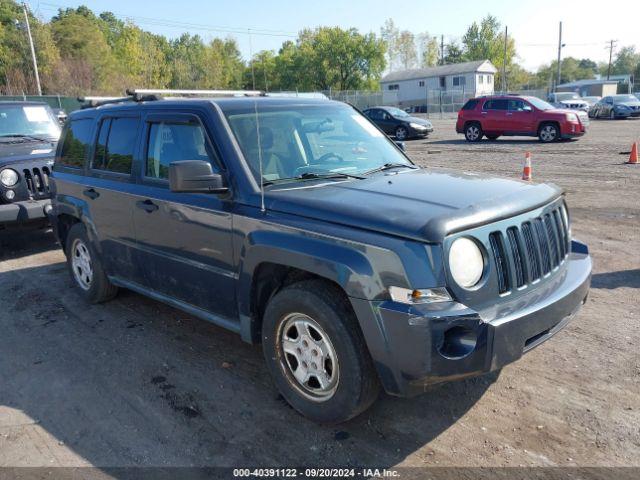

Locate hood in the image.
[264,168,562,243]
[0,140,56,166]
[616,101,640,107]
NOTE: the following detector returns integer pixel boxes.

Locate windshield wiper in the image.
[266,172,366,185]
[0,134,52,143]
[363,163,417,175]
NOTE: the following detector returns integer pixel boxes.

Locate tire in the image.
[609,110,616,120]
[65,223,118,303]
[538,123,559,143]
[464,122,483,142]
[486,134,500,141]
[395,126,408,140]
[262,279,380,423]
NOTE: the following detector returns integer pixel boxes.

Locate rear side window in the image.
[92,117,138,174]
[145,121,218,180]
[462,99,479,111]
[58,118,93,168]
[483,99,508,110]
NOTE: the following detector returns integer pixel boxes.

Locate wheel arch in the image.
[237,230,384,343]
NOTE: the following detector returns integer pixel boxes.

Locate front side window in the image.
[58,118,93,168]
[92,117,138,174]
[483,99,508,110]
[508,99,526,111]
[0,104,61,141]
[146,121,218,180]
[222,103,412,183]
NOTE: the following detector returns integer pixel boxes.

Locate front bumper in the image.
[350,240,591,397]
[0,199,52,226]
[409,126,433,137]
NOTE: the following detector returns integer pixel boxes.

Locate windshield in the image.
[613,95,639,103]
[0,104,60,140]
[384,107,410,118]
[223,103,413,183]
[555,93,581,101]
[525,97,554,110]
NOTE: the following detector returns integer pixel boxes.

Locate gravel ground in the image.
[0,117,638,471]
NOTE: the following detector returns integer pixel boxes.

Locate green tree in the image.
[417,33,439,67]
[443,42,465,64]
[462,15,516,89]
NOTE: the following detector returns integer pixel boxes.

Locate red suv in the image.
[456,95,589,143]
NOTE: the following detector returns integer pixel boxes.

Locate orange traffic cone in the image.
[522,152,532,180]
[628,142,638,164]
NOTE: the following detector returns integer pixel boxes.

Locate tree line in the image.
[0,1,638,96]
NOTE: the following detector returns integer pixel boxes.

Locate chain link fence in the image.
[0,94,82,113]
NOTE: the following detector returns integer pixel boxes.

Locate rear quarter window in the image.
[57,118,93,168]
[461,99,479,111]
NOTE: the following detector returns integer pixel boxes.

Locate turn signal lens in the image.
[389,286,452,304]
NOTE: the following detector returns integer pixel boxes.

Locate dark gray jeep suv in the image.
[50,91,592,423]
[0,101,60,229]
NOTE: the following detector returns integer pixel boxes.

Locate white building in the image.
[380,60,497,107]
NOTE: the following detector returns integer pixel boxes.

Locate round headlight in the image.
[0,168,19,187]
[449,237,484,288]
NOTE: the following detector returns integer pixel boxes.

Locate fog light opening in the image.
[439,326,478,359]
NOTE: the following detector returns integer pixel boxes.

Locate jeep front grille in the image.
[23,166,51,198]
[489,204,570,294]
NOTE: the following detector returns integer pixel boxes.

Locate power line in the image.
[37,1,298,38]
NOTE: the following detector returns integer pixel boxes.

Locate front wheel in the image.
[464,123,483,142]
[395,126,408,140]
[538,123,559,142]
[609,110,616,120]
[262,280,380,423]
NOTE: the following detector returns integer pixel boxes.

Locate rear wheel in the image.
[65,223,118,303]
[464,122,483,142]
[262,280,380,423]
[538,123,559,142]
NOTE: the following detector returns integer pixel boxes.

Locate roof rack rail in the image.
[78,94,159,108]
[126,88,265,97]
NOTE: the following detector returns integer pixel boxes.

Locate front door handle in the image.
[82,188,99,200]
[136,199,159,213]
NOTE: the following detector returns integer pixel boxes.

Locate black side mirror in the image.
[169,160,228,194]
[395,141,406,151]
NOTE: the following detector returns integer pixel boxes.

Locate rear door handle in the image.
[136,199,159,213]
[82,188,99,200]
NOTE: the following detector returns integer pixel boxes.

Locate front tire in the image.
[609,110,616,120]
[262,280,380,423]
[464,122,483,142]
[538,123,559,142]
[65,223,118,303]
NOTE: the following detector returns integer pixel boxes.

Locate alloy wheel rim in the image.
[467,126,479,140]
[541,126,556,141]
[71,239,93,290]
[396,128,407,140]
[278,313,339,402]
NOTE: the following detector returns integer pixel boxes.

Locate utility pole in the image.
[440,35,444,65]
[22,2,41,96]
[606,39,617,80]
[501,26,508,93]
[556,21,562,91]
[248,29,256,90]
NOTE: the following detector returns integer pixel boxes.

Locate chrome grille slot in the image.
[533,218,552,275]
[544,214,560,268]
[521,222,541,282]
[506,227,526,288]
[489,232,510,294]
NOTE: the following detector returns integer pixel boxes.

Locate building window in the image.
[488,75,493,84]
[479,75,484,85]
[387,84,399,91]
[452,76,466,87]
[418,80,425,87]
[439,76,446,89]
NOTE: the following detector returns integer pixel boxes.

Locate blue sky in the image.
[32,0,640,71]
